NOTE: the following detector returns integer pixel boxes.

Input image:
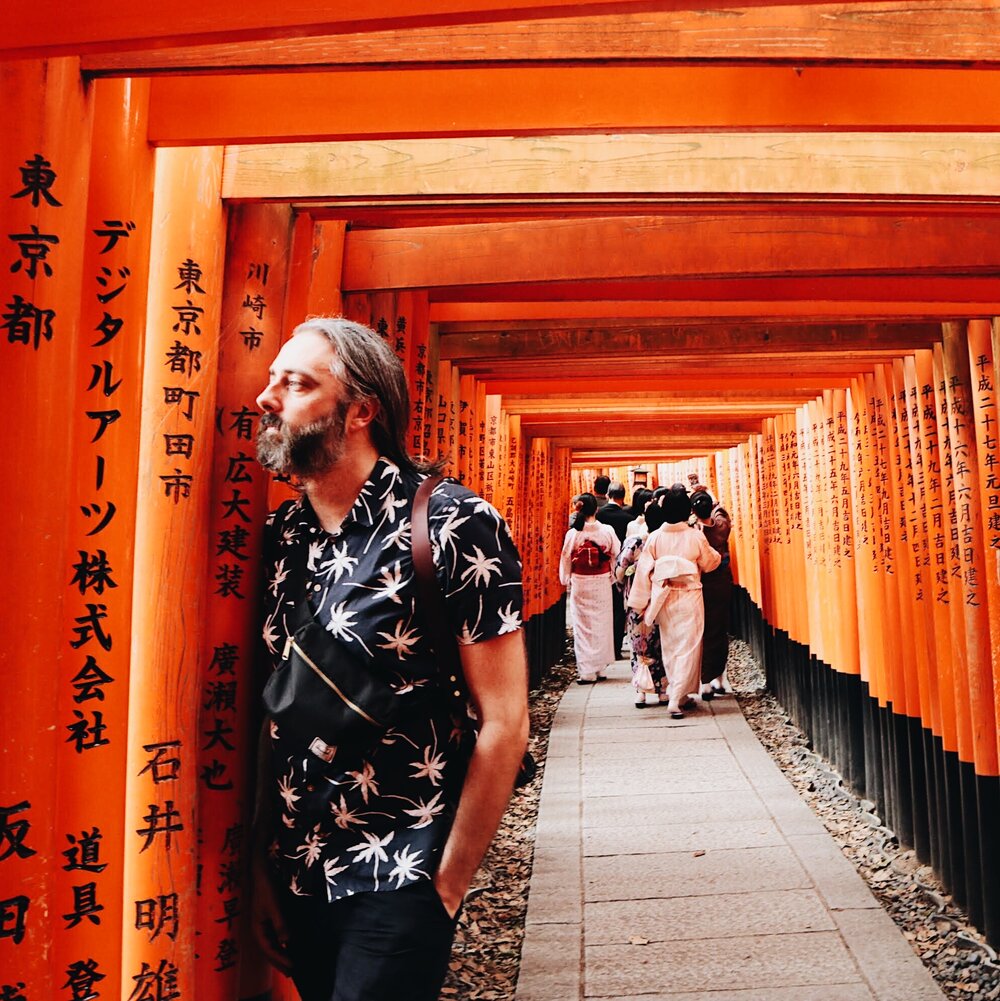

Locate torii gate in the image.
[4,3,1000,1000]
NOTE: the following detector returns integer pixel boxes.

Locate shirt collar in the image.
[299,456,404,534]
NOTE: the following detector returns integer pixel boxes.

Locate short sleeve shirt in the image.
[260,457,523,901]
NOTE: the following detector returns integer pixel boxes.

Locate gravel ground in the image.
[443,635,1000,1000]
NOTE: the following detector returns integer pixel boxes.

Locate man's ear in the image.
[348,396,380,432]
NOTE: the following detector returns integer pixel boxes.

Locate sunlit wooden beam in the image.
[84,2,1000,74]
[221,133,1000,201]
[149,66,1000,145]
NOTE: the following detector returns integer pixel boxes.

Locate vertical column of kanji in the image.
[780,412,804,647]
[51,76,155,1001]
[499,415,522,548]
[757,418,777,629]
[423,326,439,470]
[195,203,294,1001]
[0,56,92,1001]
[888,360,924,721]
[968,320,1000,712]
[796,405,817,652]
[876,364,911,722]
[849,376,886,708]
[746,436,763,607]
[803,399,826,661]
[483,396,502,505]
[832,388,860,679]
[967,320,1000,758]
[932,344,970,765]
[822,390,845,673]
[457,374,475,486]
[447,365,460,474]
[942,324,998,778]
[474,382,487,493]
[904,353,943,748]
[121,146,226,1001]
[770,417,791,638]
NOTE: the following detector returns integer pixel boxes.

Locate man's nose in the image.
[256,382,278,412]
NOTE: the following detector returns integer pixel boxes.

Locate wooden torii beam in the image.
[145,65,1000,144]
[83,2,1000,74]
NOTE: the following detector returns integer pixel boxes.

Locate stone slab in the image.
[514,921,581,1001]
[585,931,863,997]
[786,833,881,911]
[584,845,811,902]
[583,818,784,857]
[584,788,770,829]
[601,987,874,1001]
[585,888,836,945]
[834,906,948,1000]
[583,768,752,797]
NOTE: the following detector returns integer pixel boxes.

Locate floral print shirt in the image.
[260,457,523,901]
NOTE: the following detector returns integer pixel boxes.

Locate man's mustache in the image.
[259,413,283,431]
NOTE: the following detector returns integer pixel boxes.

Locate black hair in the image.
[691,491,715,518]
[593,475,610,494]
[629,487,653,518]
[644,500,667,533]
[662,490,692,524]
[572,492,599,531]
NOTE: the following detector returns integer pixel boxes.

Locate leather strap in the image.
[412,475,465,695]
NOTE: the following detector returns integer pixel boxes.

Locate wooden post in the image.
[120,146,226,1001]
[53,75,155,1001]
[0,56,92,1001]
[197,202,294,999]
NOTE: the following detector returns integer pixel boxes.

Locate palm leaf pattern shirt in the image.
[261,457,524,901]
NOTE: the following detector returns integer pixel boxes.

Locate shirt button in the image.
[313,584,321,592]
[449,676,457,682]
[454,690,462,697]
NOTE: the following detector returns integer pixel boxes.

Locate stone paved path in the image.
[514,659,946,1001]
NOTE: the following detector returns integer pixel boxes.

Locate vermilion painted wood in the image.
[342,215,1000,293]
[53,76,155,1000]
[966,319,1000,774]
[81,2,1000,75]
[1,56,93,1001]
[197,202,294,999]
[146,65,1000,146]
[121,146,226,999]
[9,0,810,59]
[896,356,934,726]
[943,322,999,776]
[933,342,974,761]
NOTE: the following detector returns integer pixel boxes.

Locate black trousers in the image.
[280,880,460,1001]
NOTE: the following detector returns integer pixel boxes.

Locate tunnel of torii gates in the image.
[8,2,1000,998]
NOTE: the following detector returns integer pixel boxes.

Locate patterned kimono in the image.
[615,534,663,693]
[627,523,721,708]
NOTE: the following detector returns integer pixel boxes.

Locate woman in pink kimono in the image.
[627,490,721,717]
[560,492,621,684]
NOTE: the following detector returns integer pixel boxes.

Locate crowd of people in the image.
[559,475,733,719]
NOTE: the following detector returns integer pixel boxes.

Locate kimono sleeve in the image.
[431,487,524,645]
[559,528,577,586]
[696,530,723,574]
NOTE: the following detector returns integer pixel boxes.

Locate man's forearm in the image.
[433,716,529,913]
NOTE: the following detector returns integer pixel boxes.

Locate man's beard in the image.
[255,401,350,478]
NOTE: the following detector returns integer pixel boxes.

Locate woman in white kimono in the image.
[559,492,621,684]
[627,490,721,717]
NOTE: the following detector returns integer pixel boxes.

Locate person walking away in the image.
[615,498,667,707]
[250,316,529,1001]
[627,490,721,718]
[560,492,621,684]
[624,487,653,542]
[691,488,734,698]
[592,474,610,509]
[598,481,632,658]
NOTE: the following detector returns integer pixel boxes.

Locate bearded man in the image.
[250,317,529,1001]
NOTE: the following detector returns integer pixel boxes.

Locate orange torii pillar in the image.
[197,203,295,1000]
[53,76,155,1001]
[121,146,226,1000]
[968,318,1000,945]
[1,56,94,1001]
